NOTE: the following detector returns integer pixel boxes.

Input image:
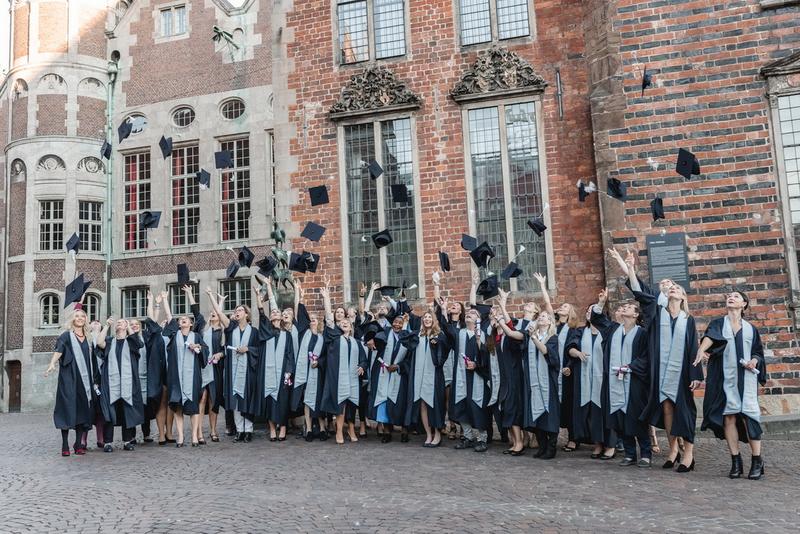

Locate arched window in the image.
[220,98,245,120]
[125,114,148,134]
[41,294,60,327]
[172,106,196,127]
[84,294,101,323]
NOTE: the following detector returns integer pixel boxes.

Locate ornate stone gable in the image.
[450,46,548,103]
[329,66,422,120]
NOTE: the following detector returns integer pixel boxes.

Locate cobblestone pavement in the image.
[1,413,798,533]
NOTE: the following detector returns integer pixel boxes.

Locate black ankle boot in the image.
[748,455,764,480]
[533,438,547,458]
[542,434,558,459]
[729,454,743,479]
[234,432,244,442]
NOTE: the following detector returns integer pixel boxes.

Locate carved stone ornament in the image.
[10,159,26,182]
[38,155,66,172]
[329,66,421,120]
[450,45,548,103]
[78,156,104,173]
[761,49,800,78]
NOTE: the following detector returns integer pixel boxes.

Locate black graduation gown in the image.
[400,331,449,428]
[53,331,96,430]
[165,321,209,416]
[256,310,295,425]
[557,323,577,434]
[222,321,262,417]
[141,319,167,408]
[700,317,766,442]
[632,279,702,442]
[191,305,225,412]
[289,303,315,414]
[497,320,526,429]
[319,327,368,416]
[521,334,560,433]
[98,334,145,429]
[367,328,412,425]
[443,323,492,431]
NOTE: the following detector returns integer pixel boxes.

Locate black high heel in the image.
[676,459,695,473]
[729,454,744,479]
[748,455,765,480]
[662,452,681,469]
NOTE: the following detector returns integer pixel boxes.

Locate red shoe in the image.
[74,447,87,455]
[61,449,71,457]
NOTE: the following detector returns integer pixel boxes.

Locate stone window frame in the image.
[122,150,152,251]
[170,143,201,247]
[40,293,61,328]
[219,278,252,313]
[121,286,150,319]
[220,98,246,120]
[154,1,191,44]
[454,0,537,50]
[336,111,425,302]
[219,136,251,243]
[78,200,103,253]
[171,106,196,128]
[459,93,555,294]
[38,199,65,252]
[332,0,411,67]
[83,293,102,323]
[167,282,199,316]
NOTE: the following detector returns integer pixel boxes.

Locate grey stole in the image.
[264,331,288,401]
[336,336,361,405]
[177,331,197,404]
[230,326,252,398]
[413,335,436,406]
[455,329,484,407]
[69,332,92,408]
[294,330,315,387]
[108,337,134,406]
[488,347,501,407]
[301,333,324,410]
[722,317,760,421]
[579,328,605,407]
[527,332,550,422]
[367,348,378,392]
[557,325,570,401]
[608,325,639,414]
[658,308,688,402]
[162,335,170,372]
[374,331,408,406]
[201,329,215,388]
[137,334,148,400]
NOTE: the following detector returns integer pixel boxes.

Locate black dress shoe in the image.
[123,441,135,451]
[243,432,252,443]
[619,457,637,467]
[748,455,764,480]
[454,438,474,450]
[510,449,526,457]
[225,429,236,437]
[662,453,681,469]
[318,432,328,441]
[176,442,184,448]
[305,432,315,442]
[729,454,744,479]
[269,436,278,442]
[473,441,488,453]
[381,433,393,444]
[234,432,244,443]
[165,438,176,444]
[676,460,695,473]
[143,437,154,443]
[590,453,602,459]
[400,433,409,443]
[103,444,113,453]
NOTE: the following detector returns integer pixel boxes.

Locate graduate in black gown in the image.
[189,290,225,444]
[45,308,97,456]
[141,292,169,444]
[610,248,702,473]
[696,290,766,480]
[432,274,467,441]
[95,318,145,452]
[128,319,154,444]
[290,283,327,441]
[368,314,412,443]
[206,287,261,443]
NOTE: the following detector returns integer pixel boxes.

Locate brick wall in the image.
[38,2,68,54]
[11,98,28,141]
[32,336,60,353]
[112,246,273,280]
[6,264,25,349]
[76,96,105,138]
[13,4,29,61]
[0,99,8,145]
[36,94,68,136]
[76,4,107,59]
[8,179,26,258]
[285,0,603,311]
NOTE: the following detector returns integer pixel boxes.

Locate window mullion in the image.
[375,121,388,284]
[489,0,498,41]
[366,0,375,61]
[497,104,517,291]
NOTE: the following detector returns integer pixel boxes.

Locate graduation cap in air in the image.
[117,120,133,143]
[641,66,653,97]
[501,262,523,280]
[309,185,329,206]
[607,178,627,201]
[214,150,234,169]
[527,217,547,237]
[159,136,173,159]
[651,196,665,221]
[477,275,499,299]
[65,233,80,255]
[140,210,162,229]
[289,251,319,273]
[438,251,451,272]
[238,246,255,268]
[367,160,383,179]
[301,221,326,242]
[196,169,211,190]
[469,241,495,269]
[471,303,492,322]
[64,274,92,307]
[226,260,240,279]
[255,256,278,277]
[177,263,191,285]
[577,179,596,202]
[461,234,478,252]
[390,184,409,203]
[675,148,700,180]
[377,285,400,297]
[101,140,112,160]
[371,229,393,249]
[399,280,418,298]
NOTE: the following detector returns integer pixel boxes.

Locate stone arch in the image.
[78,77,105,98]
[77,156,104,174]
[12,79,28,100]
[38,73,68,94]
[37,155,66,172]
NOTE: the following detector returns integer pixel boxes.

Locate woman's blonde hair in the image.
[669,285,691,315]
[532,311,556,339]
[420,311,441,339]
[64,309,91,339]
[561,303,582,329]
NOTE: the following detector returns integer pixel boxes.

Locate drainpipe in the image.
[105,53,119,316]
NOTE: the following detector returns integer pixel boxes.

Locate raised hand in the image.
[432,270,441,286]
[625,249,636,273]
[533,272,546,287]
[597,288,608,307]
[607,248,628,274]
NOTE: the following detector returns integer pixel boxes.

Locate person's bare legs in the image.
[335,413,345,444]
[173,407,184,445]
[190,413,200,445]
[662,400,679,462]
[198,390,208,442]
[421,403,433,444]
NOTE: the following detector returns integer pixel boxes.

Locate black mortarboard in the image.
[373,330,388,349]
[117,120,132,143]
[101,140,112,160]
[255,256,278,277]
[390,184,409,203]
[214,150,234,169]
[238,246,255,268]
[378,285,399,296]
[197,169,211,190]
[301,221,326,242]
[226,260,240,279]
[309,185,329,206]
[461,234,478,252]
[527,217,547,236]
[607,178,627,201]
[65,233,80,254]
[641,66,652,97]
[289,251,319,273]
[177,263,190,285]
[139,210,161,229]
[651,196,665,221]
[476,275,499,299]
[471,303,492,321]
[363,322,381,342]
[368,160,383,179]
[371,229,393,249]
[675,148,700,179]
[501,262,523,279]
[438,251,451,272]
[578,181,588,202]
[469,241,495,268]
[159,136,173,159]
[64,274,92,306]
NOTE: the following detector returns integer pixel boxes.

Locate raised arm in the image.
[533,272,554,318]
[160,290,173,323]
[468,268,479,306]
[264,276,278,312]
[498,289,512,324]
[95,317,113,349]
[432,271,442,304]
[364,281,379,315]
[493,309,524,341]
[251,280,264,312]
[294,279,302,319]
[147,290,157,322]
[321,276,334,325]
[206,286,230,329]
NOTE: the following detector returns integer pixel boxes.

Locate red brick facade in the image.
[37,2,69,54]
[35,95,68,136]
[76,96,105,138]
[76,6,107,59]
[11,97,28,141]
[12,4,29,61]
[6,264,25,350]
